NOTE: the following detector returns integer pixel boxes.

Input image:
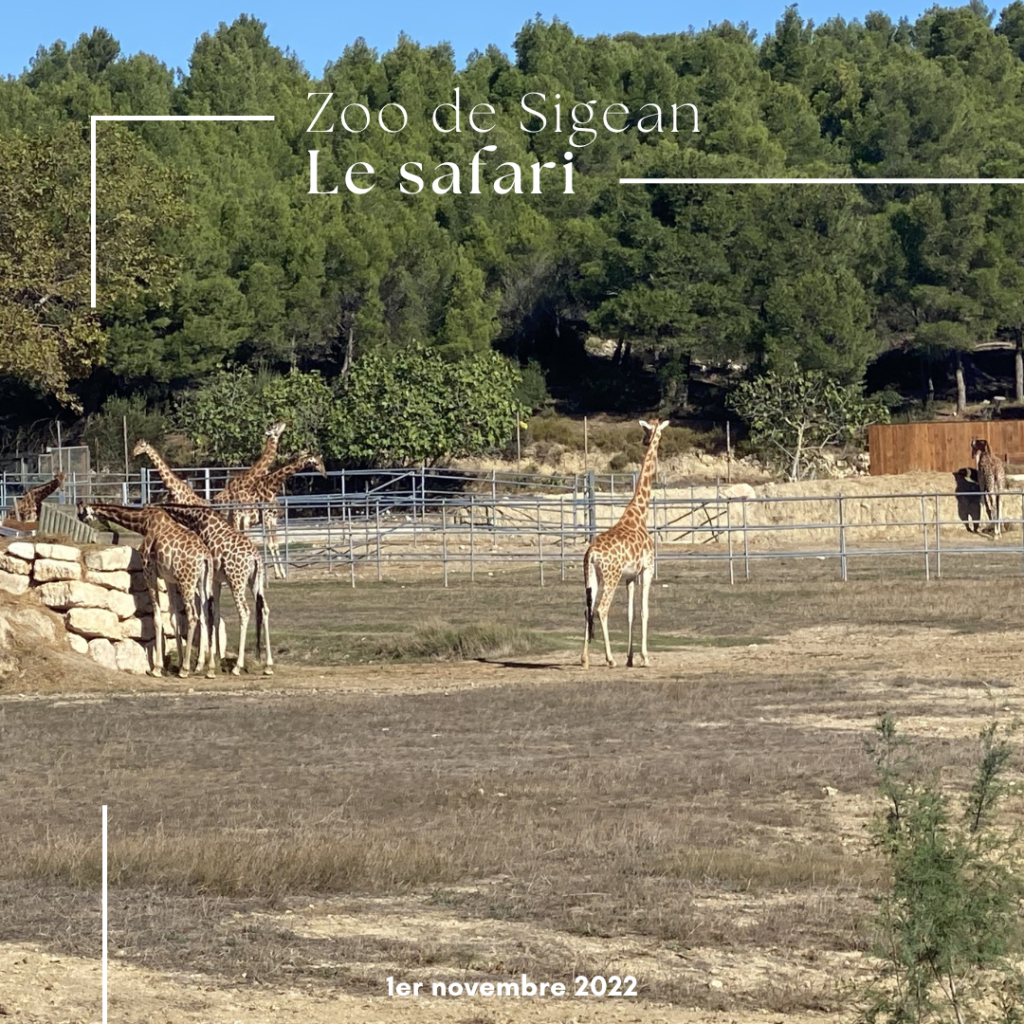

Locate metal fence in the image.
[9,465,1023,586]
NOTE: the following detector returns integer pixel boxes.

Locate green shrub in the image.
[861,714,1024,1024]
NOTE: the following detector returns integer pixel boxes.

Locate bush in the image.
[861,714,1024,1024]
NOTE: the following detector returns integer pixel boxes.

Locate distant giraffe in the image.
[160,504,273,675]
[213,421,288,510]
[972,438,1006,537]
[582,419,669,669]
[241,452,326,579]
[12,471,65,523]
[132,440,207,506]
[77,502,215,678]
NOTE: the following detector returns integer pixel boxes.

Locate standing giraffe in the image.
[582,418,669,669]
[242,452,326,579]
[11,471,65,523]
[212,421,288,510]
[132,440,207,506]
[972,438,1006,537]
[77,502,215,678]
[161,504,273,675]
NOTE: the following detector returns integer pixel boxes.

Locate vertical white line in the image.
[102,803,107,1024]
[90,117,97,309]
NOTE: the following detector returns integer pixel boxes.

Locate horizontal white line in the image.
[92,114,275,121]
[620,177,1024,185]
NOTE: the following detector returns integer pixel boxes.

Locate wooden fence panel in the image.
[868,421,1024,475]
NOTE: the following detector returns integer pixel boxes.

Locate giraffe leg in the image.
[597,571,620,668]
[994,493,1002,537]
[639,568,653,667]
[232,591,249,675]
[625,579,636,667]
[582,555,598,669]
[256,585,273,675]
[206,576,221,678]
[145,560,164,677]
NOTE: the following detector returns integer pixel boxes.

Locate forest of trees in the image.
[4,3,1024,465]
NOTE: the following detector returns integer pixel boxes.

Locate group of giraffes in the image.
[6,421,325,679]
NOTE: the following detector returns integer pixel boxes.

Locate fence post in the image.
[560,498,566,582]
[441,504,449,588]
[921,494,930,581]
[537,496,544,586]
[727,498,734,585]
[469,496,475,582]
[742,499,750,581]
[375,500,382,582]
[934,494,942,579]
[587,471,597,542]
[838,495,847,582]
[652,494,659,581]
[348,502,356,588]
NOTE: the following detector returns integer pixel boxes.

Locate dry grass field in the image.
[3,561,1024,1023]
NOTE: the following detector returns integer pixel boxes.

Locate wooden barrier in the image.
[868,421,1024,475]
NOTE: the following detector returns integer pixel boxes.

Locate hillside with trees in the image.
[3,4,1024,466]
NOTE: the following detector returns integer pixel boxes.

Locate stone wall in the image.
[0,541,153,674]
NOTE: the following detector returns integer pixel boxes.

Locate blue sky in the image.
[1,0,939,78]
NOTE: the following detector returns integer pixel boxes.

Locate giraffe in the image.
[581,418,669,670]
[972,438,1006,537]
[242,452,327,579]
[12,471,65,523]
[76,502,215,678]
[160,504,273,675]
[212,421,288,511]
[131,440,207,506]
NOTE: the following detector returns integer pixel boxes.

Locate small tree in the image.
[862,715,1024,1024]
[729,369,889,481]
[177,367,338,464]
[336,345,523,466]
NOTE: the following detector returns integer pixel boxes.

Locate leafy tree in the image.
[0,123,187,406]
[729,369,889,480]
[337,345,522,465]
[177,367,338,464]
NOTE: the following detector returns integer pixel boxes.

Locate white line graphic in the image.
[90,115,275,307]
[102,804,107,1024]
[620,177,1024,185]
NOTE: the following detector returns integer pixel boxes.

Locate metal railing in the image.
[9,465,1020,587]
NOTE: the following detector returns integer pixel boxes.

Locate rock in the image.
[0,571,30,596]
[104,589,142,621]
[6,542,35,561]
[0,554,31,576]
[114,640,150,674]
[708,979,724,990]
[87,638,118,671]
[3,607,57,644]
[35,542,82,563]
[724,483,758,500]
[84,569,132,593]
[67,632,89,654]
[119,615,156,642]
[36,580,111,611]
[33,558,83,583]
[65,607,120,640]
[84,546,139,572]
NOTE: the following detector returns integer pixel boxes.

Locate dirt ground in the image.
[4,614,1022,1023]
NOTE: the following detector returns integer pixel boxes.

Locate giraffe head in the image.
[266,421,288,440]
[639,418,670,447]
[77,500,98,526]
[301,452,327,476]
[131,439,154,460]
[971,438,991,460]
[54,471,66,486]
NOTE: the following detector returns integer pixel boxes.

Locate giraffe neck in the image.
[249,432,283,478]
[260,456,315,495]
[621,435,662,524]
[141,445,203,503]
[31,477,62,501]
[90,504,155,535]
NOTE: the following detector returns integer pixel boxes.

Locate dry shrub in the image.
[372,619,548,661]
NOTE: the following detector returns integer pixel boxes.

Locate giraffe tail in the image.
[584,551,595,642]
